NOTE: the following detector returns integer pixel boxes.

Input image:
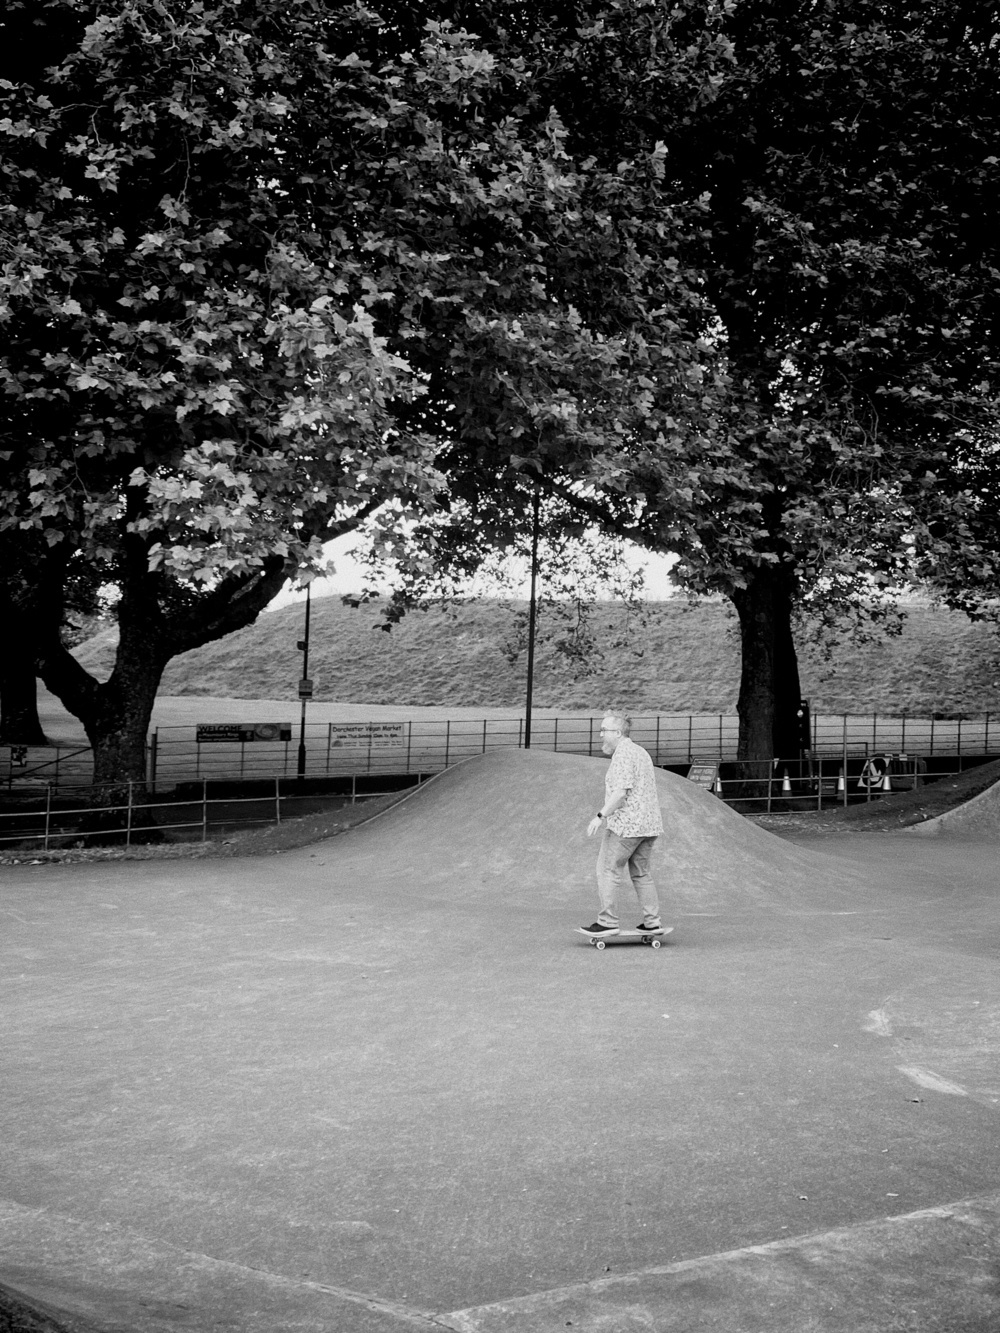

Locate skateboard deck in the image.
[576,927,674,950]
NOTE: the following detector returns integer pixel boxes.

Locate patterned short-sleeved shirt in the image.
[605,736,664,838]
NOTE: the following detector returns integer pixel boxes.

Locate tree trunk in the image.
[0,636,49,745]
[731,564,802,790]
[36,539,290,820]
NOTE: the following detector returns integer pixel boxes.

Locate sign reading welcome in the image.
[196,724,293,743]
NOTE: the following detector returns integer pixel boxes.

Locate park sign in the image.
[196,724,293,743]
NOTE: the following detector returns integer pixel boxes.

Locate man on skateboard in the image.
[581,711,665,940]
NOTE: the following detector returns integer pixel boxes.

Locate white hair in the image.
[602,710,631,736]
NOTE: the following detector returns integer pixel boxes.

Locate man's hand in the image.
[587,816,603,838]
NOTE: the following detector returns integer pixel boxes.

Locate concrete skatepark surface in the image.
[3,749,1000,1331]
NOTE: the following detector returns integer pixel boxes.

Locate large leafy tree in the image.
[0,0,721,793]
[389,0,1000,766]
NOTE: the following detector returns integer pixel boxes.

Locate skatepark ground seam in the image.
[439,1190,1000,1331]
[0,1199,450,1332]
[7,1191,1000,1333]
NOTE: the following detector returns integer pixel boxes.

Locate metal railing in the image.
[0,775,421,852]
[708,752,946,813]
[3,711,996,794]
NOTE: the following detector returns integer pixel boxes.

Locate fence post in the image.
[589,717,595,756]
[326,722,333,775]
[445,720,451,767]
[275,777,281,824]
[126,782,134,847]
[148,731,158,793]
[655,715,661,765]
[482,718,487,755]
[957,715,963,770]
[406,721,413,774]
[553,717,559,753]
[44,783,52,852]
[718,714,723,761]
[986,712,991,754]
[202,779,208,841]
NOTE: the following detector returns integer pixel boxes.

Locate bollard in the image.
[782,769,792,795]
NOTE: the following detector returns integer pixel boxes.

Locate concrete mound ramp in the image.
[325,748,861,913]
[905,775,1000,839]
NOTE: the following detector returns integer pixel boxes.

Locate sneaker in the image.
[580,922,620,936]
[635,923,664,934]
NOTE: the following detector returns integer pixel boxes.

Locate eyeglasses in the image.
[599,727,621,734]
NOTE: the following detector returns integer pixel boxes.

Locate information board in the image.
[196,723,292,743]
[329,723,406,749]
[686,762,719,791]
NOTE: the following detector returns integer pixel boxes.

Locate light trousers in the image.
[596,829,660,928]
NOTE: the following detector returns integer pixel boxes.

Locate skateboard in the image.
[576,927,674,951]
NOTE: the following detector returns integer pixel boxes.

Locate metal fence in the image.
[0,775,419,852]
[2,711,996,793]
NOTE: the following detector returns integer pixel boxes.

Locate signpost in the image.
[297,587,312,780]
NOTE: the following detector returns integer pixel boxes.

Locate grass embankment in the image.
[73,595,1000,716]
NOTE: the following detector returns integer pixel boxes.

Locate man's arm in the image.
[587,787,629,837]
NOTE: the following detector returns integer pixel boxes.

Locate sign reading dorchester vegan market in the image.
[329,723,405,748]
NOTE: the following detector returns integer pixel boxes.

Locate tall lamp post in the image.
[296,585,312,781]
[524,482,541,750]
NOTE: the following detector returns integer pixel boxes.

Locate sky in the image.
[266,531,680,611]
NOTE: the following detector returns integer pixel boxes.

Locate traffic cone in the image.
[882,771,892,792]
[837,767,845,793]
[782,769,792,795]
[712,771,723,795]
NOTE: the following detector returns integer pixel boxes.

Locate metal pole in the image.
[524,482,541,749]
[202,779,208,841]
[297,584,311,781]
[126,782,133,847]
[44,783,51,852]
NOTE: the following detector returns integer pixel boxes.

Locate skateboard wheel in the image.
[651,938,662,949]
[594,939,606,950]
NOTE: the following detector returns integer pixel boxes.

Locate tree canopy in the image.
[0,0,724,788]
[376,0,1000,763]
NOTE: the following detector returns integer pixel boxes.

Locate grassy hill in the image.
[72,595,1000,715]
